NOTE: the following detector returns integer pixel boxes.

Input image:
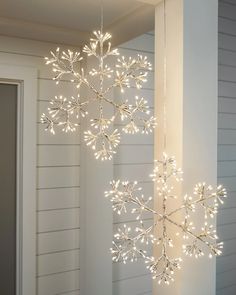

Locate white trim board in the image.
[0,64,37,295]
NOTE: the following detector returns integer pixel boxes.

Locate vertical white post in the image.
[154,0,218,294]
[79,57,113,295]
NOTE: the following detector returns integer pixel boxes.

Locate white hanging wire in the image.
[100,0,104,33]
[163,0,167,151]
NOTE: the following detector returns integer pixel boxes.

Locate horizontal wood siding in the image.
[0,35,81,294]
[217,1,236,294]
[113,32,154,295]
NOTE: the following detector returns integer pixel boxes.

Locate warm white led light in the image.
[41,30,156,161]
[105,153,227,285]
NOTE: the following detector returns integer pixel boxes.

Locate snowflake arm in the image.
[40,95,88,134]
[42,30,156,160]
[106,153,227,284]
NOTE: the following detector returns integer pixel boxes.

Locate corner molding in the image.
[106,4,155,46]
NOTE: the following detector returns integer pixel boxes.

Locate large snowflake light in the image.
[105,153,227,285]
[41,31,156,160]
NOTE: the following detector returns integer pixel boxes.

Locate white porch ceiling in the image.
[0,0,155,46]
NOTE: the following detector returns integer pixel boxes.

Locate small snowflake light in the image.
[41,30,156,160]
[105,153,227,285]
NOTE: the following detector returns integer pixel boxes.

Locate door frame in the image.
[0,64,37,295]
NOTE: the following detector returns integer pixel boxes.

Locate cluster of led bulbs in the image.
[106,153,227,285]
[41,30,156,160]
[41,29,227,285]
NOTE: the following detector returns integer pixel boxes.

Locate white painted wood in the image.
[154,1,218,294]
[112,33,155,294]
[219,2,236,22]
[0,35,79,57]
[59,291,80,295]
[217,285,236,295]
[218,97,236,113]
[219,113,236,129]
[218,146,236,161]
[218,160,236,177]
[37,269,79,295]
[37,249,80,276]
[121,34,155,52]
[219,49,236,68]
[219,81,236,97]
[117,131,153,145]
[218,129,236,144]
[219,31,236,51]
[0,52,53,79]
[79,57,113,295]
[217,221,236,241]
[113,275,152,295]
[38,79,80,101]
[218,176,236,191]
[219,192,236,209]
[37,166,79,189]
[37,229,80,255]
[219,17,236,37]
[38,123,80,145]
[114,145,154,164]
[220,238,236,258]
[217,6,236,291]
[216,267,236,290]
[0,36,81,294]
[38,208,80,233]
[0,64,37,295]
[37,187,80,211]
[114,87,154,107]
[219,65,236,84]
[217,253,236,274]
[37,145,80,167]
[119,48,155,67]
[113,260,149,282]
[114,163,153,182]
[218,208,236,225]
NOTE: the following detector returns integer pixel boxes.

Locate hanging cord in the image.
[163,0,167,151]
[100,0,104,33]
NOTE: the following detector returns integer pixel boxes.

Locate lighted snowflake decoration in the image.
[105,153,227,285]
[41,30,156,160]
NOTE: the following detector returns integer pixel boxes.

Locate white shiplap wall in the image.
[112,32,155,295]
[0,36,80,295]
[217,1,236,294]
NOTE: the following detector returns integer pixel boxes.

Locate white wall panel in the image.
[37,166,79,189]
[218,129,236,144]
[37,249,80,276]
[217,2,236,293]
[37,187,80,211]
[38,123,80,145]
[113,32,154,295]
[37,270,79,295]
[113,275,152,295]
[37,145,80,167]
[120,34,154,52]
[38,79,81,101]
[0,35,81,294]
[217,253,236,274]
[219,97,236,113]
[113,260,149,282]
[38,229,80,255]
[114,145,154,164]
[38,208,80,233]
